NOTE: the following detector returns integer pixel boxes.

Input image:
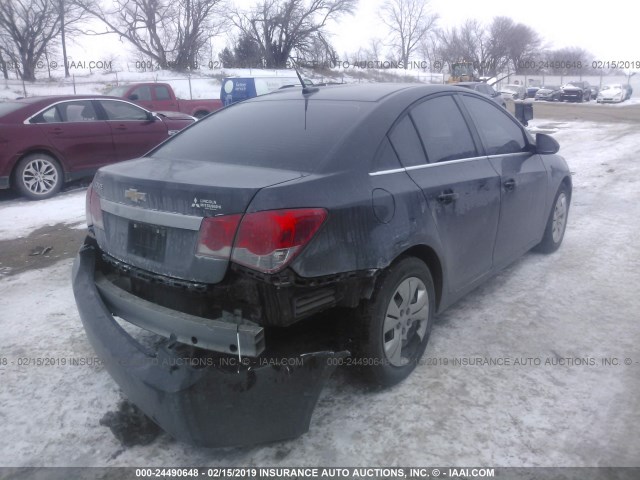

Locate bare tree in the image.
[380,0,438,69]
[507,23,541,74]
[298,32,338,67]
[75,0,226,71]
[417,34,443,72]
[0,0,84,81]
[545,47,592,75]
[230,0,357,69]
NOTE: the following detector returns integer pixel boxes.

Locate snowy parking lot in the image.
[1,116,639,467]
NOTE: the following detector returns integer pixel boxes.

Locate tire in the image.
[535,184,570,254]
[14,153,63,200]
[353,256,435,387]
[193,110,209,119]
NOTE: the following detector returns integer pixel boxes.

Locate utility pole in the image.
[60,0,70,78]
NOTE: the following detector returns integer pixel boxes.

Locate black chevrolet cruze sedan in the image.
[73,83,571,447]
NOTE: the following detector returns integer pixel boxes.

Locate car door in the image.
[152,85,179,111]
[97,100,168,161]
[389,94,502,293]
[33,100,115,171]
[460,94,548,268]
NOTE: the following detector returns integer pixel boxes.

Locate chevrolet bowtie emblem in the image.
[124,188,147,203]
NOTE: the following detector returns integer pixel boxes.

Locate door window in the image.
[462,95,527,155]
[410,95,477,163]
[99,101,149,121]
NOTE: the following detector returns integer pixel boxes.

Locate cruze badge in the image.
[125,188,147,203]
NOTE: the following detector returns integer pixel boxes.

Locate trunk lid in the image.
[92,157,303,284]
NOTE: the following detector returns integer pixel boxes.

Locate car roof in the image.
[250,82,472,104]
[11,95,128,106]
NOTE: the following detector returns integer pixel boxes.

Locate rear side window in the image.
[388,116,426,167]
[372,138,402,172]
[32,101,97,123]
[462,95,527,155]
[410,95,477,163]
[32,106,62,123]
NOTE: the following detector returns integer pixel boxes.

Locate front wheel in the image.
[14,153,63,200]
[353,257,435,387]
[535,184,570,253]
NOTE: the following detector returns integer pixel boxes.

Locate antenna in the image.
[291,59,319,94]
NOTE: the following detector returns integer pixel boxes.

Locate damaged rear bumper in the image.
[72,239,346,447]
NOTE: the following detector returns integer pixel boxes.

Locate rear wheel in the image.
[193,110,209,119]
[14,153,63,200]
[353,257,435,387]
[535,184,570,253]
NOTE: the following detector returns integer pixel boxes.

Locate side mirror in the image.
[128,94,139,101]
[146,111,157,122]
[535,133,559,154]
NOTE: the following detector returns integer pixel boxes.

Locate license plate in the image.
[128,221,167,262]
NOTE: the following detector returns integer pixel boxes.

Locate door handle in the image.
[437,192,459,204]
[48,127,63,135]
[114,124,127,131]
[503,179,516,191]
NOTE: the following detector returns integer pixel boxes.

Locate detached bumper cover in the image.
[72,240,345,447]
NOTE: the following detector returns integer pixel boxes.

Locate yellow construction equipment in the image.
[447,62,478,83]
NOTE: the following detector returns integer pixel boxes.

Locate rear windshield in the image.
[151,99,367,172]
[0,102,24,118]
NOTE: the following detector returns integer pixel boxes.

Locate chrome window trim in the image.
[100,199,203,231]
[486,151,533,160]
[369,155,487,176]
[23,98,150,125]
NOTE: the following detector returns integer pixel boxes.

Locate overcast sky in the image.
[68,0,639,68]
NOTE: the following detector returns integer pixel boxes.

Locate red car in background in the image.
[107,83,222,118]
[0,96,195,200]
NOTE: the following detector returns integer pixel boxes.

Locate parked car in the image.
[597,84,626,103]
[561,81,591,102]
[107,83,223,118]
[535,85,563,101]
[622,84,633,100]
[0,96,195,199]
[456,81,507,107]
[499,84,526,100]
[73,83,572,447]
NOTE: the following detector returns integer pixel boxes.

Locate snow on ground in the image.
[1,119,639,467]
[0,187,87,241]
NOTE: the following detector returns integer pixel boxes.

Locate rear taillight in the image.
[86,183,104,230]
[196,214,242,259]
[231,208,327,273]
